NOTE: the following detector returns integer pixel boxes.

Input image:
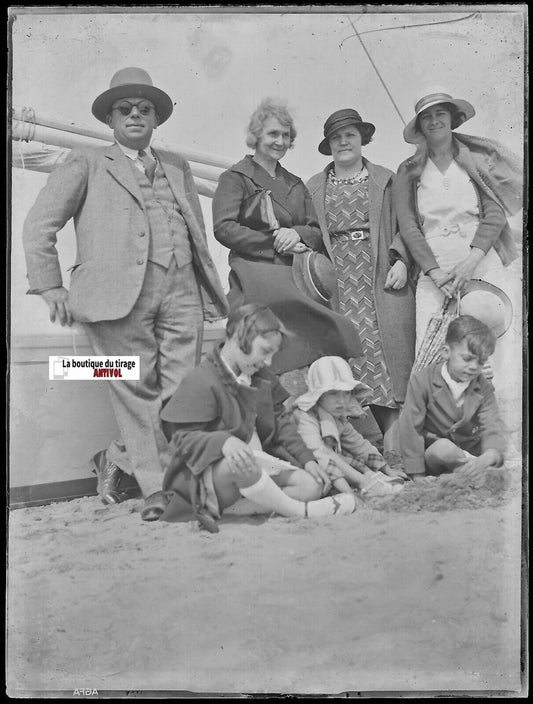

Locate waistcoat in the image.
[132,163,193,268]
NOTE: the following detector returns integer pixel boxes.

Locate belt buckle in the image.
[442,224,460,238]
[349,230,366,241]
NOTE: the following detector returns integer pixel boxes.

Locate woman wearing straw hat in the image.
[306,109,416,457]
[392,88,522,353]
[213,98,362,377]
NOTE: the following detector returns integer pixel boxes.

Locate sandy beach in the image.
[6,463,525,697]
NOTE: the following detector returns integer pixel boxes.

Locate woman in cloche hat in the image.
[392,87,522,353]
[306,109,416,458]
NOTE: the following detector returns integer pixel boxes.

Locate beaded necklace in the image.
[329,166,368,186]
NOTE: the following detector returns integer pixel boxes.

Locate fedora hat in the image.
[453,279,513,338]
[318,109,376,155]
[295,356,372,412]
[92,67,174,124]
[292,250,339,310]
[403,88,475,144]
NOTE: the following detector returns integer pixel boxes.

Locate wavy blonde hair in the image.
[245,97,297,150]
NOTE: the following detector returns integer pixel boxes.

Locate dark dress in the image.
[212,155,362,374]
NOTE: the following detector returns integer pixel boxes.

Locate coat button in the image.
[139,231,145,237]
[136,258,144,265]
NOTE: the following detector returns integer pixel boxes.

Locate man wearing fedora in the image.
[23,67,228,513]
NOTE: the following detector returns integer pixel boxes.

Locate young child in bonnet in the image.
[292,356,407,498]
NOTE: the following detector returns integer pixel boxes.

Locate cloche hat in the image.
[454,279,513,339]
[294,356,372,412]
[318,109,376,155]
[92,67,174,124]
[403,87,475,144]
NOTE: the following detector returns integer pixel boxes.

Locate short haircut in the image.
[415,101,465,133]
[245,97,297,150]
[350,123,373,147]
[445,315,496,361]
[226,303,287,354]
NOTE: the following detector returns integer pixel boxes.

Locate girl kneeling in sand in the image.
[142,304,357,531]
[292,357,407,498]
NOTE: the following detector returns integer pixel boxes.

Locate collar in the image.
[229,154,301,189]
[441,363,470,402]
[116,142,154,161]
[313,157,392,191]
[219,349,252,387]
[209,341,264,396]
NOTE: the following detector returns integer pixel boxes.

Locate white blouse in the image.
[418,158,479,241]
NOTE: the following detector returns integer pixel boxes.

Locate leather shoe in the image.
[90,450,126,505]
[141,491,173,522]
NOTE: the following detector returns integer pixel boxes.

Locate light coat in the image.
[306,160,416,403]
[23,143,229,323]
[392,137,518,276]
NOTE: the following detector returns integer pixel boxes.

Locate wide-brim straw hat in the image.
[295,356,372,412]
[92,67,174,124]
[403,89,475,144]
[454,279,513,338]
[318,108,376,155]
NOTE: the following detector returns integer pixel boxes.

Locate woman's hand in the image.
[447,247,485,295]
[384,260,407,290]
[304,460,332,495]
[428,267,454,297]
[222,436,258,477]
[273,227,301,254]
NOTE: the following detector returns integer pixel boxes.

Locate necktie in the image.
[138,149,157,184]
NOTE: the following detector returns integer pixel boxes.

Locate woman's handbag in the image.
[238,188,279,231]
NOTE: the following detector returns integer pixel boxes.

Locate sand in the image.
[6,462,525,697]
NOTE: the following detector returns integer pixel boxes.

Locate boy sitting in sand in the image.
[142,304,357,530]
[291,356,406,498]
[399,315,508,481]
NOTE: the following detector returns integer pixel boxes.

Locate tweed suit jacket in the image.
[23,143,229,323]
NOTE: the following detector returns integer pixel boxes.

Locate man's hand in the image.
[454,449,501,486]
[304,460,332,496]
[222,436,258,478]
[41,287,73,326]
[384,260,407,290]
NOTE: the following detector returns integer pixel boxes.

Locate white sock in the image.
[239,470,355,518]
